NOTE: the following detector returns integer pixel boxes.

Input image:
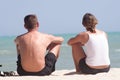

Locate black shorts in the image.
[17,52,56,76]
[79,58,110,74]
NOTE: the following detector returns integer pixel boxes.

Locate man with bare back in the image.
[15,14,64,76]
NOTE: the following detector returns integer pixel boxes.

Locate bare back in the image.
[15,31,57,72]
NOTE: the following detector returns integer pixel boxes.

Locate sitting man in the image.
[15,14,64,76]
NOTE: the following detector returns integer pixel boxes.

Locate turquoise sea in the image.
[0,32,120,71]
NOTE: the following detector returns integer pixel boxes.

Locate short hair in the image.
[24,14,38,29]
[82,13,98,33]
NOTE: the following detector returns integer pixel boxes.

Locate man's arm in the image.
[68,32,88,45]
[14,37,20,55]
[47,35,64,52]
[50,35,64,44]
[67,34,81,45]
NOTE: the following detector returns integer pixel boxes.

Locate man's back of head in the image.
[24,14,38,30]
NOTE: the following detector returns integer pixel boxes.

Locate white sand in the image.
[0,68,120,80]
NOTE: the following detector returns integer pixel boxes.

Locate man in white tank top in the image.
[68,13,110,74]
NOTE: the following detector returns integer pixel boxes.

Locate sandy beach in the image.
[0,68,120,80]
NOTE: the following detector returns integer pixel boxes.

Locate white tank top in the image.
[84,32,110,66]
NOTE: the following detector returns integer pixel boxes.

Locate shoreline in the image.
[0,68,120,80]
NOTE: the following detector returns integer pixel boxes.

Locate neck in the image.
[28,27,38,32]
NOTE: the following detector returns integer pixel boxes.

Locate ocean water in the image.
[0,32,120,71]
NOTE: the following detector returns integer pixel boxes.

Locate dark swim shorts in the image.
[17,52,56,76]
[79,58,110,74]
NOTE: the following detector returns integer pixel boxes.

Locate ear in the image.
[37,22,39,28]
[24,24,27,29]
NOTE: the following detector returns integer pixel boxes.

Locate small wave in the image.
[0,50,11,54]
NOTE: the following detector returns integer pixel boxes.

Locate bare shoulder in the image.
[39,32,63,42]
[15,33,28,42]
[39,32,52,36]
[17,34,25,38]
[77,32,88,38]
[77,32,89,44]
[37,32,59,39]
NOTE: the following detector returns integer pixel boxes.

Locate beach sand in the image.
[0,68,120,80]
